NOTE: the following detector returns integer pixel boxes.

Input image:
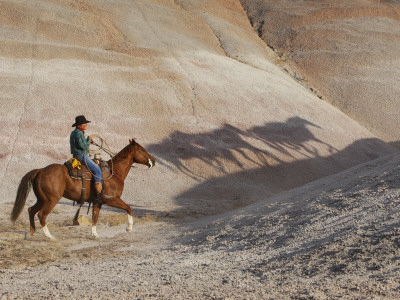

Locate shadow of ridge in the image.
[173,149,400,277]
[172,138,395,216]
[388,141,400,150]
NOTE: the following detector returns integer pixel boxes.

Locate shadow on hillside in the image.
[148,117,338,179]
[147,118,394,215]
[389,141,400,150]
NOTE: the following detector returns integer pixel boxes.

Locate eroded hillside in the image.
[241,0,400,143]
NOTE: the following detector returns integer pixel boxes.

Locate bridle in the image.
[93,140,152,171]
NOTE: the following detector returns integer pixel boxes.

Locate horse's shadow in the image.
[148,117,337,180]
[146,117,392,215]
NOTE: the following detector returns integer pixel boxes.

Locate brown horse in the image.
[10,139,155,240]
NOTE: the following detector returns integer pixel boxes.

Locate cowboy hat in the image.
[72,115,91,127]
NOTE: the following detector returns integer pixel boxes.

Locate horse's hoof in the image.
[126,226,133,232]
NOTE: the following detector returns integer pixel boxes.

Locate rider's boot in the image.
[93,182,103,207]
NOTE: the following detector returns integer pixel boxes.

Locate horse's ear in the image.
[129,139,132,144]
[129,138,136,145]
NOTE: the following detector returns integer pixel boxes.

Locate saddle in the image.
[64,157,113,205]
[64,157,112,181]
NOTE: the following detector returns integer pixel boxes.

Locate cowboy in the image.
[70,115,104,205]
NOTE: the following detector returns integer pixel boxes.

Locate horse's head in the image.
[129,139,155,168]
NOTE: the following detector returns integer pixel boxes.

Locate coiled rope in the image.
[85,134,115,180]
[88,134,115,157]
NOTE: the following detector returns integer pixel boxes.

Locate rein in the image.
[112,172,124,185]
[91,139,135,184]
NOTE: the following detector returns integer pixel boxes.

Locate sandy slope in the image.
[240,0,400,143]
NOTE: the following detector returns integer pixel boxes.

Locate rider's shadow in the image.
[147,117,337,180]
[146,118,391,215]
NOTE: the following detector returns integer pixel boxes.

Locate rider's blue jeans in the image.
[75,154,102,184]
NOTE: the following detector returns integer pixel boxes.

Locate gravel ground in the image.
[1,154,400,299]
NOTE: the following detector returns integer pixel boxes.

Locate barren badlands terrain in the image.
[0,0,399,299]
[241,0,400,143]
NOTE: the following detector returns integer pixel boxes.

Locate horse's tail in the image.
[11,169,40,223]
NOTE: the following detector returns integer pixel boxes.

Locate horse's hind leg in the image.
[28,199,43,236]
[37,198,58,240]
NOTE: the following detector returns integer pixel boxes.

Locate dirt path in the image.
[0,211,166,271]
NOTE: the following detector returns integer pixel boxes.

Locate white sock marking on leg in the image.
[43,225,56,240]
[127,215,133,232]
[91,225,99,238]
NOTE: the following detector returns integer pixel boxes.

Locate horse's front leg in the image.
[104,197,134,232]
[91,203,102,238]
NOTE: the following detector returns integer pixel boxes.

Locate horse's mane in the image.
[111,144,132,162]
